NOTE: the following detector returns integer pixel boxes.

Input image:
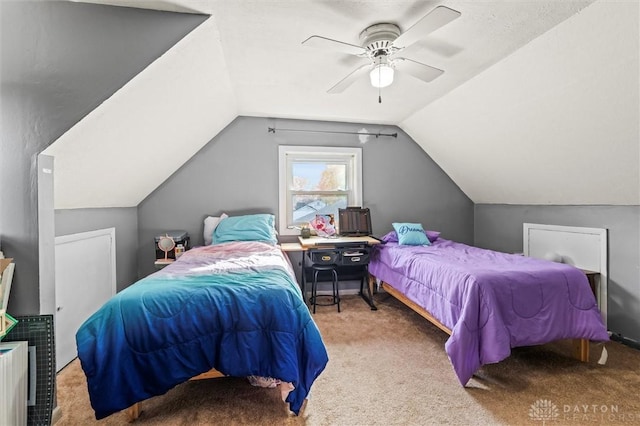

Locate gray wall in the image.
[0,0,206,314]
[55,208,139,292]
[137,116,474,278]
[475,204,640,343]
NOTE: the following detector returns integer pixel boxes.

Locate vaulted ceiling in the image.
[44,0,639,208]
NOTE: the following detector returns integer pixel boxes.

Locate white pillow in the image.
[203,213,228,245]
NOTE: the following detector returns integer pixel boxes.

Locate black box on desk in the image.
[338,207,372,237]
[154,230,190,259]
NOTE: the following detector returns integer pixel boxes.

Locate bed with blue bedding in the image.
[76,239,328,420]
[368,227,609,386]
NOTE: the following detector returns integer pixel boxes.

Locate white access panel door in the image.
[523,223,608,326]
[55,228,116,371]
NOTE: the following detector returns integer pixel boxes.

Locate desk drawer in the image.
[340,250,369,266]
[309,250,340,265]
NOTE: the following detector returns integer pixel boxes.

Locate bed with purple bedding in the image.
[368,232,609,385]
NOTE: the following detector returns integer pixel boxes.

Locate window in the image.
[278,146,362,236]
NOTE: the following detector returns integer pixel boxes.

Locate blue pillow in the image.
[213,214,278,245]
[392,222,431,246]
[381,229,440,243]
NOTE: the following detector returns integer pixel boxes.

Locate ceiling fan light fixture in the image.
[303,5,461,95]
[370,64,394,88]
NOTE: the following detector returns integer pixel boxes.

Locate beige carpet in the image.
[56,294,640,425]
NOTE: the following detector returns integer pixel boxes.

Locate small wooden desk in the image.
[279,242,303,252]
[291,236,381,310]
[297,235,381,249]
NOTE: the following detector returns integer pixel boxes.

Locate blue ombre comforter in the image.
[76,241,328,419]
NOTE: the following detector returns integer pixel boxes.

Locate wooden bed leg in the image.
[121,369,223,421]
[297,398,308,416]
[125,402,141,422]
[573,338,590,362]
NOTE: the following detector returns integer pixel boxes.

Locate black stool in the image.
[308,264,340,313]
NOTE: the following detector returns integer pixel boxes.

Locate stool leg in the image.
[333,269,340,312]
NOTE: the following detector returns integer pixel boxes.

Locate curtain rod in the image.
[267,127,397,138]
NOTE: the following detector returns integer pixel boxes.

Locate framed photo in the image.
[310,214,336,237]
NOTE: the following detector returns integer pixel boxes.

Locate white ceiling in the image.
[46,0,639,208]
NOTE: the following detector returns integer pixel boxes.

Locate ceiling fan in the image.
[302,5,461,97]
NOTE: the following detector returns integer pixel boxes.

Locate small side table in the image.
[154,259,174,269]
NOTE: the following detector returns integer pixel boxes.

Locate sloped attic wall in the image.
[402,2,640,342]
[136,116,474,279]
[401,1,639,206]
[473,6,640,344]
[0,0,206,314]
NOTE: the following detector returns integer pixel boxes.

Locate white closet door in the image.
[55,228,116,371]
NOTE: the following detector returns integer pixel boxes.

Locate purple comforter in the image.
[369,238,609,385]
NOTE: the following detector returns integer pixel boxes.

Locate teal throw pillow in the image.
[213,213,278,245]
[392,222,431,246]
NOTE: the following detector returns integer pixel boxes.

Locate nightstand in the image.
[154,259,174,269]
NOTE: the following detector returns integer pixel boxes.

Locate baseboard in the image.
[51,406,62,424]
[610,332,640,350]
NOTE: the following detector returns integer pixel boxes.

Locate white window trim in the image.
[278,145,362,236]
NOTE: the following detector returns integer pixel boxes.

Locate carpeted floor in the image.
[56,294,640,425]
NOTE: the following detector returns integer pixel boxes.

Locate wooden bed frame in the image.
[125,368,225,421]
[372,276,591,368]
[124,368,305,422]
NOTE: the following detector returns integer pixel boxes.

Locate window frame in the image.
[278,145,363,236]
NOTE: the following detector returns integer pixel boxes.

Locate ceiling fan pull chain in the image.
[378,81,382,104]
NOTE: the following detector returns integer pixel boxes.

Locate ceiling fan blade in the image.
[327,63,371,94]
[393,6,461,49]
[394,57,444,83]
[302,35,367,56]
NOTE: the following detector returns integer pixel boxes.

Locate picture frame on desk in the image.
[310,214,336,237]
